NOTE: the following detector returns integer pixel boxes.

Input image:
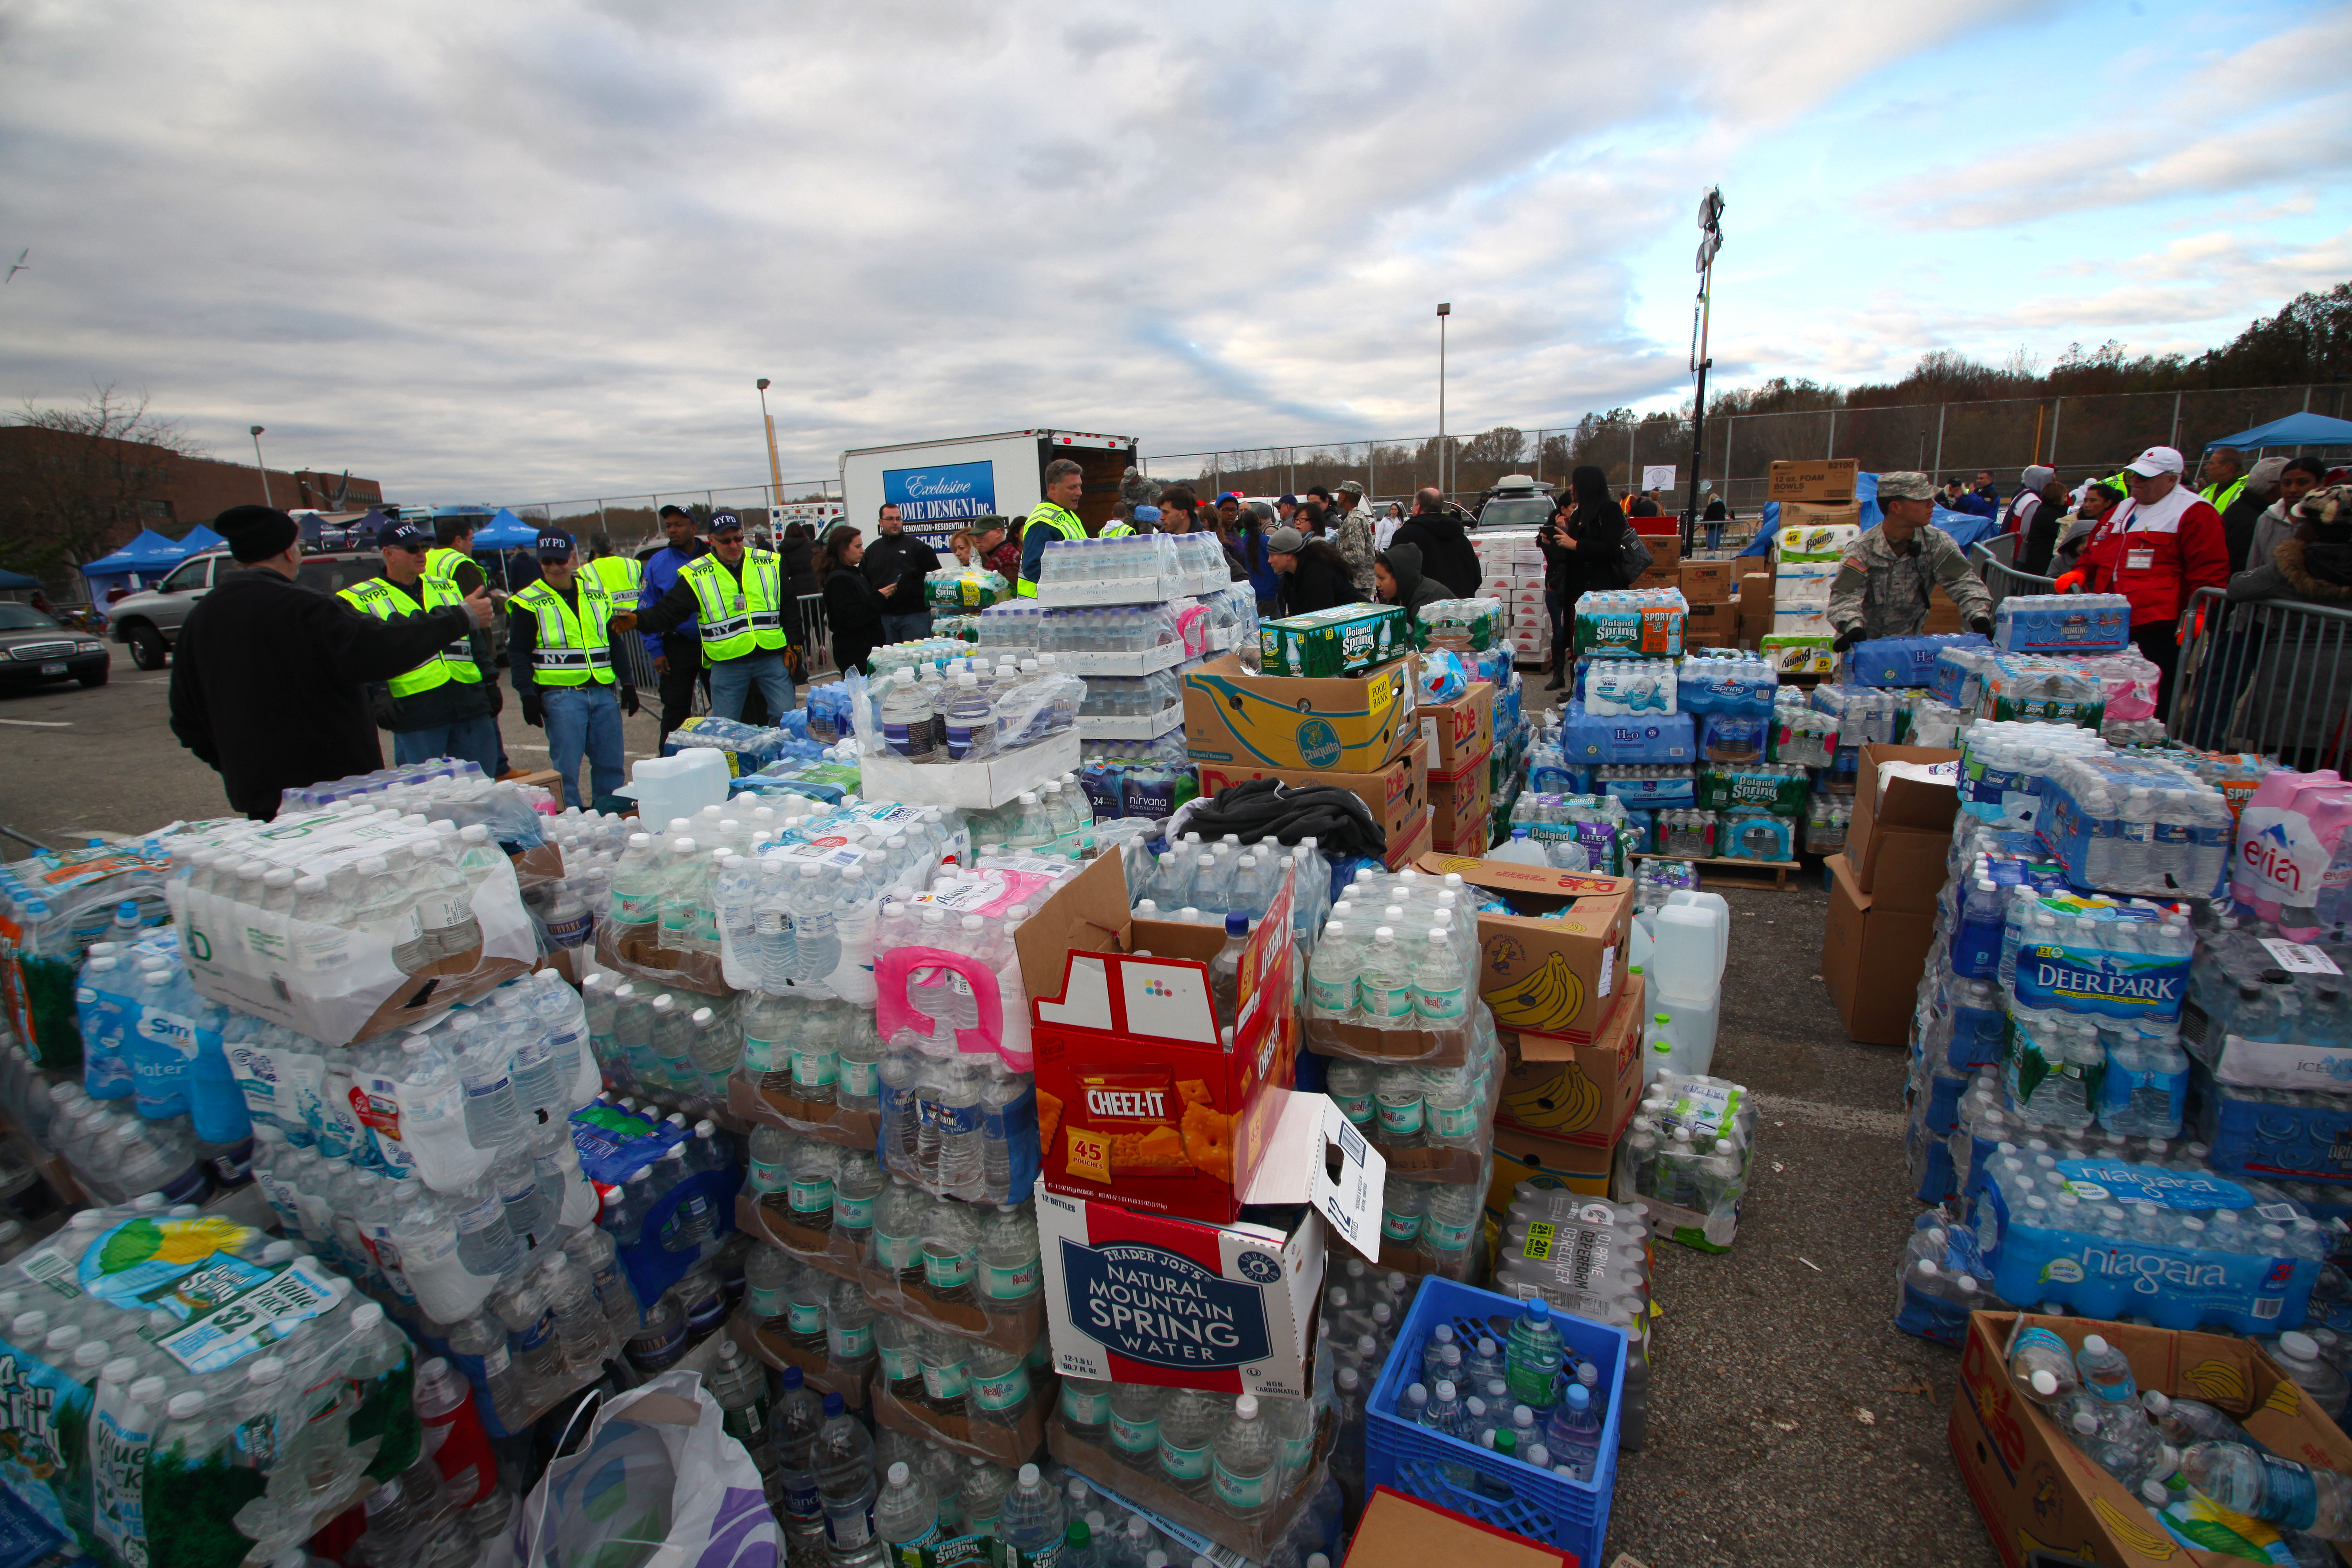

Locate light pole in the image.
[1436,302,1451,500]
[1683,188,1724,554]
[249,426,273,508]
[755,379,786,512]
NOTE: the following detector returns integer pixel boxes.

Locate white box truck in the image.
[837,429,1139,556]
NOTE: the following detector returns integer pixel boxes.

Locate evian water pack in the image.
[2233,770,2352,936]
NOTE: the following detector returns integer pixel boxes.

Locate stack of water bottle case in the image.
[1878,673,2352,1550]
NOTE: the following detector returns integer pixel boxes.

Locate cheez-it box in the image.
[1033,862,1299,1225]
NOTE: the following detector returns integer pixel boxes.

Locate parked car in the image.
[108,547,506,668]
[1475,473,1557,531]
[0,602,109,689]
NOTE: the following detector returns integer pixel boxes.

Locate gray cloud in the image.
[0,0,2311,505]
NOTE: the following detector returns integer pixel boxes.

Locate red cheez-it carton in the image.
[1032,865,1298,1225]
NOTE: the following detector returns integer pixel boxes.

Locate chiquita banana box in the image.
[1498,972,1646,1148]
[1414,853,1634,1046]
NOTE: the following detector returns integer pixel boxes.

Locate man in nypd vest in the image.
[632,509,795,721]
[336,518,502,776]
[508,529,639,810]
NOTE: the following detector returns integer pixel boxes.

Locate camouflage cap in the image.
[1877,471,1935,502]
[2291,484,2352,533]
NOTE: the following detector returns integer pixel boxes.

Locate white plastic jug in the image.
[619,750,730,827]
[1662,890,1729,982]
[1650,904,1723,1001]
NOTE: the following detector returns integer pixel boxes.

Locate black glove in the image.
[1831,628,1863,653]
[620,686,640,717]
[1968,615,1994,636]
[521,690,544,728]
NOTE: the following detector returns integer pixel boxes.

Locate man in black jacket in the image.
[862,502,940,645]
[1389,487,1482,596]
[169,505,493,819]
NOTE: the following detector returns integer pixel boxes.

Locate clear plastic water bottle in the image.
[1212,1394,1278,1521]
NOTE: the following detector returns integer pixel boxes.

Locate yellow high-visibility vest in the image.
[510,577,616,686]
[337,575,480,698]
[678,549,789,660]
[1015,503,1086,597]
[586,554,643,601]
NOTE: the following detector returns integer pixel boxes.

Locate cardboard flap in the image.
[1015,852,1132,1005]
[1239,1091,1385,1261]
[1857,743,1965,833]
[1034,951,1220,1045]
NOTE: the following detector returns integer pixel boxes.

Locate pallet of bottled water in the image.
[2037,754,2234,896]
[1963,653,2110,725]
[1078,672,1185,739]
[1301,867,1487,1063]
[2180,924,2352,1186]
[1034,532,1233,605]
[3,1201,424,1565]
[975,602,1228,674]
[1955,720,2106,824]
[1765,688,1838,768]
[161,802,539,1047]
[1582,658,1676,717]
[1320,1004,1502,1184]
[1573,588,1685,659]
[1614,1070,1755,1250]
[1840,630,1991,689]
[1993,592,2133,654]
[1502,792,1638,874]
[1968,1130,2333,1331]
[1366,1280,1629,1565]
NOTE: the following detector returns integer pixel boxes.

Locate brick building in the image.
[0,425,383,572]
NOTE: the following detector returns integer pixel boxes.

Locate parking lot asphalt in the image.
[1,648,1999,1567]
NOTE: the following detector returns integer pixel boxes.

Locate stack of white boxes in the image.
[1760,522,1860,675]
[1473,531,1550,665]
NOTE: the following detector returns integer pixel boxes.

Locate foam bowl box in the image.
[1036,1093,1384,1400]
[1952,1311,2352,1567]
[1183,653,1420,773]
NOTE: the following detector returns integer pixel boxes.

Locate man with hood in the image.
[2222,484,2352,769]
[1375,542,1449,625]
[1390,486,1482,597]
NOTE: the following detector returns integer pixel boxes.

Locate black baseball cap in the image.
[535,529,575,558]
[382,520,431,550]
[709,511,743,535]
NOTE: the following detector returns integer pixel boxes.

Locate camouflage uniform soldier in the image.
[1331,479,1377,599]
[1828,470,1995,648]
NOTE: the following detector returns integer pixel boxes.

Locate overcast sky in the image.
[0,0,2344,505]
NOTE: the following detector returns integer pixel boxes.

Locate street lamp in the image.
[1436,303,1451,500]
[1683,188,1725,553]
[755,379,786,512]
[249,426,273,508]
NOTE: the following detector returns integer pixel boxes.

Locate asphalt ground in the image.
[0,648,2002,1568]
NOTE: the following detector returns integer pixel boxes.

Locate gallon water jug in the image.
[1649,900,1725,1078]
[1662,890,1729,984]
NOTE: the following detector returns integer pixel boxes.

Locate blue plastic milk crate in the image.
[1366,1276,1630,1565]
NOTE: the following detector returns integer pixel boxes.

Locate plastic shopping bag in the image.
[514,1370,779,1568]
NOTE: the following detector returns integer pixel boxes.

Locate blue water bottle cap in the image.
[1226,912,1249,936]
[1524,1297,1551,1323]
[823,1391,845,1417]
[782,1365,805,1388]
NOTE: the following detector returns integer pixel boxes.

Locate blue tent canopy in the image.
[469,509,540,548]
[2205,412,2352,450]
[178,524,226,554]
[0,567,42,591]
[80,528,198,579]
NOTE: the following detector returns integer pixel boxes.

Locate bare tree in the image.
[1,384,210,576]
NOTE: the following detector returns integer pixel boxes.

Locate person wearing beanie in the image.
[168,505,494,819]
[1826,472,1994,647]
[1266,525,1357,617]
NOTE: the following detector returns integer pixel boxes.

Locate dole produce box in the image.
[1036,1092,1384,1398]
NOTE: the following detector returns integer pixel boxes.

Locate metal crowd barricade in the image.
[1969,541,2058,605]
[2171,585,2352,771]
[794,593,836,680]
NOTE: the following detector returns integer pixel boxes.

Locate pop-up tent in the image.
[469,509,541,549]
[2205,412,2352,451]
[79,529,201,596]
[177,523,226,554]
[0,567,43,591]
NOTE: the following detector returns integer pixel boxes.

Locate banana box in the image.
[1952,1312,2352,1568]
[1413,853,1636,1047]
[1496,972,1646,1149]
[1184,653,1420,773]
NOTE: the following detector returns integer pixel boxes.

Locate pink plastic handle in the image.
[873,943,1019,1067]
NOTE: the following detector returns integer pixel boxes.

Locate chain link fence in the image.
[1144,382,2351,517]
[498,481,846,554]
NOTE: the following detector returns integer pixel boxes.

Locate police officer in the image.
[584,533,643,602]
[424,512,485,595]
[508,529,638,810]
[1827,471,1994,647]
[1015,458,1088,596]
[633,509,795,721]
[337,519,501,776]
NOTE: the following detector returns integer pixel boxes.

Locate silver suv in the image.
[108,549,503,669]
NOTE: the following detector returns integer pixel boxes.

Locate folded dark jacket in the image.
[1182,778,1386,861]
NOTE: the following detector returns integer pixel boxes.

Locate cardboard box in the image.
[869,1375,1046,1468]
[1774,500,1862,533]
[1197,742,1429,865]
[1034,860,1301,1225]
[1496,972,1646,1151]
[1822,853,1936,1047]
[726,1070,880,1153]
[1184,653,1419,773]
[1849,742,1962,908]
[1415,856,1634,1045]
[1036,1093,1384,1398]
[1491,1125,1617,1196]
[1678,560,1733,601]
[1344,1488,1574,1568]
[1416,682,1496,770]
[1052,1414,1334,1563]
[1767,459,1859,504]
[1951,1312,2352,1568]
[1682,601,1733,642]
[1383,811,1434,872]
[735,1189,865,1284]
[1259,603,1411,678]
[1428,746,1493,856]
